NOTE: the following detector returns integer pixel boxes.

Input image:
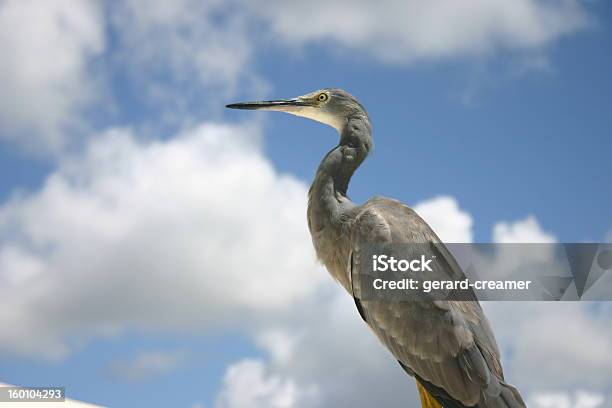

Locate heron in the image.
[226,89,526,408]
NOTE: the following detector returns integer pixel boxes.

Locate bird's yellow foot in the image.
[417,381,442,408]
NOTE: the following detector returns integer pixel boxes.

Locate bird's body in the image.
[227,88,526,408]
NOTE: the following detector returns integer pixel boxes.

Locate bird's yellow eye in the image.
[317,93,328,102]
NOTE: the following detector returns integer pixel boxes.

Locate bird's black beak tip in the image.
[225,102,263,110]
[225,99,305,110]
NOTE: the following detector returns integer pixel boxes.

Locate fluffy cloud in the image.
[251,0,590,62]
[112,0,246,80]
[515,304,612,388]
[494,215,557,243]
[0,0,104,152]
[214,359,319,408]
[246,291,421,408]
[109,0,261,122]
[413,195,474,242]
[0,122,325,358]
[0,0,259,152]
[484,301,612,393]
[110,0,593,82]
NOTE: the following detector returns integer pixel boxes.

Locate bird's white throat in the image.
[282,106,346,133]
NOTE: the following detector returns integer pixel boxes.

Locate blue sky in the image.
[0,1,611,408]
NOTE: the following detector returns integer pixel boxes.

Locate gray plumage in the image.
[227,88,525,408]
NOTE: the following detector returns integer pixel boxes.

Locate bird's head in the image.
[226,88,368,134]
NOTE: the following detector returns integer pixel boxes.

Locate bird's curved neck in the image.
[308,166,354,226]
[309,153,353,209]
[307,115,371,230]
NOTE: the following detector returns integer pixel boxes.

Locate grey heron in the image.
[226,89,526,408]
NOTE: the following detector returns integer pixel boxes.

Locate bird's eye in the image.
[317,93,328,102]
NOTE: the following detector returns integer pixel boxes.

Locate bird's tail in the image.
[483,381,526,408]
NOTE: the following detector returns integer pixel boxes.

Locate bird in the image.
[226,88,526,408]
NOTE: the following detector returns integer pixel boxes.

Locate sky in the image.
[0,1,611,407]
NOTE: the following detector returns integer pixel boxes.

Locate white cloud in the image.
[106,350,187,382]
[255,330,297,366]
[414,195,473,242]
[109,0,261,122]
[248,290,421,408]
[251,0,591,62]
[482,300,612,401]
[214,359,319,408]
[0,0,262,152]
[0,0,104,152]
[113,0,250,88]
[493,215,556,243]
[0,121,326,358]
[511,303,612,389]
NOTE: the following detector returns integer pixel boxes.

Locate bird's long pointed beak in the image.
[225,93,342,132]
[225,98,307,111]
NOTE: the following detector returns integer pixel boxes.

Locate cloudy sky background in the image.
[0,1,611,407]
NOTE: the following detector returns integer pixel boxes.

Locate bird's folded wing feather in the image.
[349,197,504,406]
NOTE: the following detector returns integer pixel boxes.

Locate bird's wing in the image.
[349,197,522,407]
